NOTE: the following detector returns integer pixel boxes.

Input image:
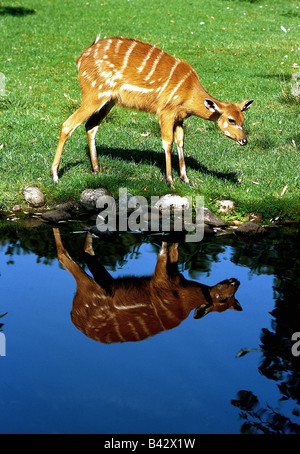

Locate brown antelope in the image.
[53,228,242,344]
[50,36,254,185]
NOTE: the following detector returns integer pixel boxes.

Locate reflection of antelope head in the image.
[53,228,241,344]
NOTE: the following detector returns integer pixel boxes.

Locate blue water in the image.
[0,223,299,434]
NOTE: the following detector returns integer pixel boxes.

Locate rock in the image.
[203,207,227,227]
[24,186,45,207]
[89,224,118,240]
[152,194,190,214]
[42,210,71,222]
[203,224,215,235]
[54,201,79,213]
[11,204,21,212]
[80,188,113,211]
[236,221,266,236]
[219,199,235,214]
[249,212,264,223]
[116,192,145,214]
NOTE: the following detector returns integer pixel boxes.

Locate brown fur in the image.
[53,228,242,344]
[50,37,253,185]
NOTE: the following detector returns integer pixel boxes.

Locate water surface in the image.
[0,221,299,434]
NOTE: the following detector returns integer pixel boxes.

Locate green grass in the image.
[0,0,299,221]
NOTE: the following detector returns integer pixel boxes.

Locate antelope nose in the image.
[240,138,247,146]
[229,278,240,288]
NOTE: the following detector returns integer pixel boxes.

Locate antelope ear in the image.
[194,303,211,319]
[230,299,243,311]
[204,98,221,113]
[240,99,254,112]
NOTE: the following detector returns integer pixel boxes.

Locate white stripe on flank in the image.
[98,90,112,99]
[120,84,154,93]
[103,41,111,53]
[121,41,137,72]
[137,45,156,73]
[114,303,146,310]
[107,79,117,88]
[144,50,164,81]
[100,70,113,79]
[115,38,123,54]
[111,71,123,82]
[165,70,192,104]
[158,60,180,95]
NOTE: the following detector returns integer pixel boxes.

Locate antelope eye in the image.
[220,298,227,303]
[228,118,236,125]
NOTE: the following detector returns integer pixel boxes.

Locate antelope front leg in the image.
[169,243,179,263]
[85,100,115,174]
[50,100,108,183]
[160,113,175,186]
[174,121,189,183]
[52,228,83,280]
[83,233,95,256]
[153,242,169,281]
[167,243,181,282]
[51,105,91,183]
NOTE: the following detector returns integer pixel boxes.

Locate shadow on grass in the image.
[57,145,239,183]
[0,6,36,16]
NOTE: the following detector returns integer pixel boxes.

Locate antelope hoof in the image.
[167,178,175,188]
[181,175,189,184]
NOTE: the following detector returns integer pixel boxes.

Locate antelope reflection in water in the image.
[53,228,242,344]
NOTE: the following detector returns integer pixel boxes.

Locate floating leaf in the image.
[236,348,261,358]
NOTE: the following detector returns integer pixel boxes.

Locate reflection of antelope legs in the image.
[53,228,242,344]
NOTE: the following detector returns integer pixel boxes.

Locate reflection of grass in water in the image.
[232,390,300,434]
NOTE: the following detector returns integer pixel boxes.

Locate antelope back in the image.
[76,37,199,114]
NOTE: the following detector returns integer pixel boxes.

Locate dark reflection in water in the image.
[53,228,241,343]
[0,220,299,434]
[231,226,300,434]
